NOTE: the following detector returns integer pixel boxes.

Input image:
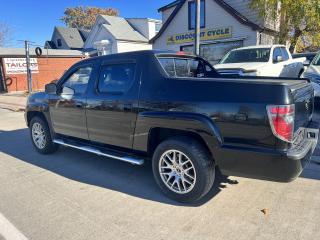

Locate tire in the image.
[29,116,58,154]
[152,136,215,203]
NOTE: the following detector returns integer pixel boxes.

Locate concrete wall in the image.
[153,0,258,51]
[2,57,83,92]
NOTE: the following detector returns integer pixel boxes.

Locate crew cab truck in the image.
[26,50,319,203]
[215,45,305,78]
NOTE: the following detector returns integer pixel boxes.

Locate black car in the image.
[25,50,319,203]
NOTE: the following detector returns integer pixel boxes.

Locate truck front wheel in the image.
[152,137,215,203]
[30,116,58,154]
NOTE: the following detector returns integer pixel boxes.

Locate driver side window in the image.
[61,66,93,94]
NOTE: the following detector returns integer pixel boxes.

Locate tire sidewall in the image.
[152,138,214,203]
[30,117,55,154]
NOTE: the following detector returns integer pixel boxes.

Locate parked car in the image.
[292,52,317,67]
[25,50,318,203]
[302,51,320,98]
[215,45,305,78]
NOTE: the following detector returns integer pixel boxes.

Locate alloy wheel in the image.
[32,122,47,149]
[159,150,196,194]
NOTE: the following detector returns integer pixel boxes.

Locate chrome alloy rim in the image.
[159,150,196,194]
[32,122,46,149]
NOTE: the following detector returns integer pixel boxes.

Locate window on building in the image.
[57,39,62,47]
[98,63,136,94]
[62,66,93,94]
[188,0,205,30]
[155,23,162,34]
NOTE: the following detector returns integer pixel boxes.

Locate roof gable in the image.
[151,0,277,43]
[100,15,148,42]
[54,27,85,49]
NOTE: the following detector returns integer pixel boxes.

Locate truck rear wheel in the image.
[30,116,58,154]
[152,137,215,203]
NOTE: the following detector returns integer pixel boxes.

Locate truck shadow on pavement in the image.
[0,128,240,206]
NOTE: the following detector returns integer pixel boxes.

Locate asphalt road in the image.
[0,108,320,240]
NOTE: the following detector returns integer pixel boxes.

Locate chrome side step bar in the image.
[53,139,144,165]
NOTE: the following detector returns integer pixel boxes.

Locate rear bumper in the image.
[217,122,319,182]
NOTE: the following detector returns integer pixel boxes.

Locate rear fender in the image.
[133,111,222,156]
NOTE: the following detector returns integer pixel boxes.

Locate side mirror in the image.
[45,83,57,94]
[275,55,283,63]
[61,86,75,100]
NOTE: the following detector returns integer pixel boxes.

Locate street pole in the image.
[24,40,32,93]
[194,0,200,55]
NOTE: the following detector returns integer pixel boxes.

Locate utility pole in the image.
[194,0,201,55]
[24,40,32,93]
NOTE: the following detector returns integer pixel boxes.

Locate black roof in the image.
[151,0,277,43]
[77,50,197,64]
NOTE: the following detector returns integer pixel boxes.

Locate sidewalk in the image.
[0,93,27,111]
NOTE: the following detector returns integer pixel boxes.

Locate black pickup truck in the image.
[25,50,319,203]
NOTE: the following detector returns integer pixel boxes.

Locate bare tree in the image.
[0,23,13,47]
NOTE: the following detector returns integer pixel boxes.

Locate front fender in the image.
[133,111,223,156]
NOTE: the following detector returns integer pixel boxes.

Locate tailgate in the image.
[291,82,314,132]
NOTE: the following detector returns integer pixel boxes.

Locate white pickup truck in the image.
[214,45,305,78]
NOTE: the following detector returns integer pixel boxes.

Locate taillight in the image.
[267,104,295,142]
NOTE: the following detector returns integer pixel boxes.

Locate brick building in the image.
[0,48,84,93]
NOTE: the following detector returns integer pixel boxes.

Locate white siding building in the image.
[151,0,279,64]
[84,15,161,56]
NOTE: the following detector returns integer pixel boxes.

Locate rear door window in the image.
[98,63,136,94]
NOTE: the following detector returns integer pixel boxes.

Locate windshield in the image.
[220,48,271,64]
[312,52,320,66]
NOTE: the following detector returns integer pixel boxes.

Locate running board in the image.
[53,139,144,165]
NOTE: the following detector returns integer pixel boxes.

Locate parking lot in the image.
[0,108,320,240]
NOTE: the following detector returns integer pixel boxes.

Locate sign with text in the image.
[167,27,232,45]
[3,58,39,75]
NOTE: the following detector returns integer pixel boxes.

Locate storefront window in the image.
[181,40,243,65]
[188,0,205,30]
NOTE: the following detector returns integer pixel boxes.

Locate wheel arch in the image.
[26,111,47,127]
[134,111,223,158]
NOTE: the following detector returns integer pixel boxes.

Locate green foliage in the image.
[250,0,320,52]
[61,6,119,30]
